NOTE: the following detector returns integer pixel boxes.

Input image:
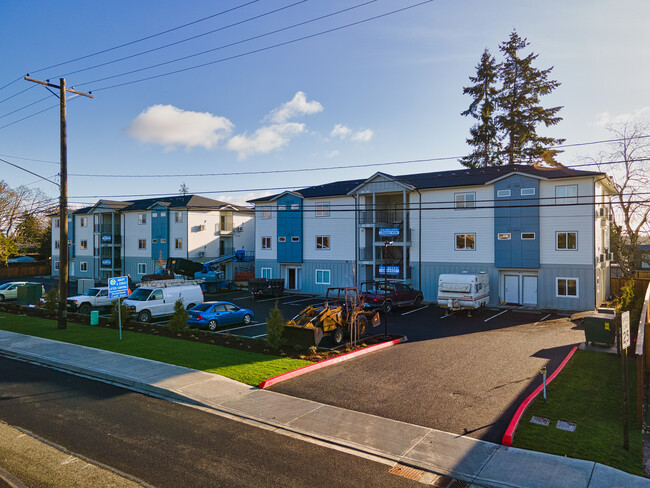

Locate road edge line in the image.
[258,336,407,389]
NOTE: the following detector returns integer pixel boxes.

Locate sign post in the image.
[621,310,630,450]
[108,276,130,340]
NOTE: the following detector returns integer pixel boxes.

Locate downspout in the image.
[353,195,358,287]
[593,178,597,308]
[416,188,422,292]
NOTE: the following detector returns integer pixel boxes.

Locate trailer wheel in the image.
[332,328,345,346]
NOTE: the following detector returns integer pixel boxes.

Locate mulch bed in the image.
[0,303,400,363]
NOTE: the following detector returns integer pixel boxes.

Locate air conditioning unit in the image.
[599,207,605,217]
[198,251,206,257]
[599,253,605,263]
[235,225,243,232]
[198,224,205,231]
[608,213,613,222]
[609,252,613,260]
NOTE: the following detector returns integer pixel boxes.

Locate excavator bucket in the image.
[283,325,324,348]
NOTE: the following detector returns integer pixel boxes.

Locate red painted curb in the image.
[258,336,406,389]
[502,345,578,447]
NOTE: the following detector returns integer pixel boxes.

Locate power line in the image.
[0,154,59,164]
[0,85,36,106]
[0,76,23,94]
[0,102,60,130]
[0,157,60,186]
[0,95,50,120]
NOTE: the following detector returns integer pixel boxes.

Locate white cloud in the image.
[330,123,374,142]
[594,107,650,127]
[127,104,233,150]
[326,150,340,158]
[330,124,351,139]
[213,191,273,207]
[226,123,305,159]
[351,128,374,142]
[267,91,323,124]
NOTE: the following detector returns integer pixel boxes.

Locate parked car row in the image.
[0,281,45,302]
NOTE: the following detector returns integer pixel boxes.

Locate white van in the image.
[437,272,490,311]
[123,281,204,323]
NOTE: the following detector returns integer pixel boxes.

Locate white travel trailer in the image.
[437,272,490,312]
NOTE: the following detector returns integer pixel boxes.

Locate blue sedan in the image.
[187,301,254,331]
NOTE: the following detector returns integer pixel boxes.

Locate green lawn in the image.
[0,313,311,386]
[514,349,643,476]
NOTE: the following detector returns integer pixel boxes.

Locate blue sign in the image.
[101,258,112,266]
[108,276,129,299]
[378,228,400,237]
[101,235,112,243]
[378,266,400,276]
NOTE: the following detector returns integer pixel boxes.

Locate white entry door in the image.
[505,275,519,304]
[523,276,538,305]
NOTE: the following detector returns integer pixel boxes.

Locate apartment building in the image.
[250,165,615,311]
[51,195,254,283]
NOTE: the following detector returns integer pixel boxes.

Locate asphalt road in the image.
[0,357,417,488]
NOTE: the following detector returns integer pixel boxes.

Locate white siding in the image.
[187,210,220,258]
[123,211,151,258]
[539,177,594,266]
[303,196,356,261]
[255,206,276,260]
[233,213,254,252]
[75,214,93,257]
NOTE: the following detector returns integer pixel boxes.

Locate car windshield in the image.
[191,303,213,312]
[127,288,151,301]
[84,288,101,296]
[0,283,13,290]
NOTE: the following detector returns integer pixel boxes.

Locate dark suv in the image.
[359,281,424,313]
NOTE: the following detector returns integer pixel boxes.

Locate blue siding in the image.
[494,175,540,268]
[276,195,303,263]
[151,207,169,262]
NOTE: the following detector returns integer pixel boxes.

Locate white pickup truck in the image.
[67,287,116,314]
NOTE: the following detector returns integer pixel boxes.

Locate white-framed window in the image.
[261,267,272,279]
[55,240,60,249]
[291,236,300,242]
[556,277,578,298]
[152,239,158,244]
[175,238,183,250]
[497,190,511,198]
[291,203,300,210]
[80,262,88,272]
[262,236,271,249]
[278,236,286,242]
[152,212,157,218]
[498,233,511,240]
[54,218,60,228]
[137,263,147,275]
[160,212,166,217]
[80,240,88,250]
[556,231,577,250]
[278,205,286,211]
[261,206,272,219]
[315,202,330,217]
[521,232,536,240]
[521,188,536,196]
[174,211,183,223]
[161,238,166,243]
[54,261,60,270]
[138,239,146,250]
[138,213,147,225]
[316,269,331,285]
[316,235,330,250]
[556,185,578,205]
[454,192,476,209]
[455,233,475,250]
[80,217,88,227]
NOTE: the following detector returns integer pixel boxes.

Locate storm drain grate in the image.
[389,463,424,481]
[389,465,471,487]
[430,475,470,488]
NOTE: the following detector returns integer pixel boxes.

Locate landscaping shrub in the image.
[266,302,285,349]
[44,288,59,316]
[167,299,188,334]
[109,299,131,326]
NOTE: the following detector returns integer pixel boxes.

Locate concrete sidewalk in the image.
[0,330,647,488]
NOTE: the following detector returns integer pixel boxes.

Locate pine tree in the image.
[497,30,564,164]
[460,49,501,168]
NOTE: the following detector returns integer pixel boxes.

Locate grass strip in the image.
[514,349,642,475]
[0,313,311,386]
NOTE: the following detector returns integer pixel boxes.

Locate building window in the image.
[54,218,60,228]
[315,202,330,217]
[80,217,88,227]
[316,269,331,285]
[521,188,536,196]
[556,185,578,205]
[80,240,88,250]
[291,203,300,210]
[498,233,511,240]
[261,206,271,219]
[521,232,536,240]
[175,212,183,223]
[138,263,147,275]
[455,192,476,209]
[262,237,271,249]
[261,267,272,279]
[138,239,146,250]
[138,213,147,225]
[278,205,286,211]
[161,239,166,243]
[152,212,157,218]
[316,235,330,250]
[55,240,60,249]
[54,261,59,270]
[278,236,286,242]
[175,238,182,250]
[557,278,578,297]
[291,236,300,242]
[152,239,158,244]
[497,190,511,198]
[455,234,475,250]
[80,262,88,272]
[557,231,577,250]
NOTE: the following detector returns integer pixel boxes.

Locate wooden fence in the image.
[611,277,650,298]
[0,261,51,279]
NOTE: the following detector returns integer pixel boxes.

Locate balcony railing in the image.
[94,224,121,234]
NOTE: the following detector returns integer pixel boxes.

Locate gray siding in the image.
[538,264,595,311]
[301,260,355,295]
[255,260,282,280]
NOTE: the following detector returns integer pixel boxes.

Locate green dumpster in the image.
[583,313,615,347]
[16,284,43,306]
[90,310,99,326]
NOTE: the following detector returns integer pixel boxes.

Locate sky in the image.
[1,0,649,209]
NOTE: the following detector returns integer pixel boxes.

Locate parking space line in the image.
[484,310,507,323]
[252,333,267,339]
[256,294,301,302]
[440,312,455,319]
[401,306,429,316]
[285,296,321,305]
[540,313,551,322]
[217,322,265,334]
[231,296,253,301]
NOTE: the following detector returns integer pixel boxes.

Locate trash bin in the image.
[90,310,99,326]
[583,313,615,347]
[16,284,43,306]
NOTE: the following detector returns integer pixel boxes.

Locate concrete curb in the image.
[258,335,407,389]
[502,345,578,446]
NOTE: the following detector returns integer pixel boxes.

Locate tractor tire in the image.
[355,315,368,337]
[137,310,151,323]
[332,328,345,346]
[79,303,91,314]
[208,319,218,331]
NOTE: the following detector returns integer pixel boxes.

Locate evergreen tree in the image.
[460,49,501,168]
[496,30,564,164]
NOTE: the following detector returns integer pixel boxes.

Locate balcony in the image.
[358,247,373,261]
[374,227,412,244]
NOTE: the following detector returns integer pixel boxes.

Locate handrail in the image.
[635,283,650,357]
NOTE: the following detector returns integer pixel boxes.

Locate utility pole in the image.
[24,77,93,329]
